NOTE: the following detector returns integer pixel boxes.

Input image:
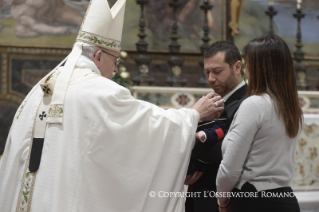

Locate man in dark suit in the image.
[185,41,247,212]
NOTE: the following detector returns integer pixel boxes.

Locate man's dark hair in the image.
[203,41,242,67]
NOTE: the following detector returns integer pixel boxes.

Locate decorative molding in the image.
[132,86,213,95]
[1,53,7,94]
[131,87,319,112]
[298,91,319,113]
[0,94,24,106]
[292,122,319,191]
[5,47,69,55]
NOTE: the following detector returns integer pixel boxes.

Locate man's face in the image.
[204,52,240,97]
[94,49,119,79]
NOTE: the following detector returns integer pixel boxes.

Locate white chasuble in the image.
[0,68,199,212]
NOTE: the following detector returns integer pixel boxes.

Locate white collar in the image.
[75,55,101,75]
[223,80,245,102]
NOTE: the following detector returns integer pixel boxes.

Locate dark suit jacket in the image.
[185,84,247,212]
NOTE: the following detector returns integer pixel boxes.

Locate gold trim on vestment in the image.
[16,100,42,212]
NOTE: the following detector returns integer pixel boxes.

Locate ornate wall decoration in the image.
[0,47,65,155]
[292,116,319,191]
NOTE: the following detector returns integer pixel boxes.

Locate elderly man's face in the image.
[93,49,120,79]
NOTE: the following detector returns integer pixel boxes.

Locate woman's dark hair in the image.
[243,34,302,138]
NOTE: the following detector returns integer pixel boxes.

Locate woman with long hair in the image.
[216,34,303,212]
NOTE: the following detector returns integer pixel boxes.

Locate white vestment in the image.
[0,62,199,212]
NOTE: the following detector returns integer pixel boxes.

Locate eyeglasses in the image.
[101,50,121,67]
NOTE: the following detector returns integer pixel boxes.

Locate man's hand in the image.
[219,205,231,212]
[218,199,231,212]
[184,171,204,185]
[192,93,224,121]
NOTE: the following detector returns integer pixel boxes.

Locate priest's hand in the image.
[192,93,224,121]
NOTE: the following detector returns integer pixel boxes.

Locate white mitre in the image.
[77,0,125,52]
[45,0,126,124]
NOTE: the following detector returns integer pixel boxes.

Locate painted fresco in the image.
[0,0,89,47]
[122,0,224,52]
[0,0,318,55]
[237,0,319,56]
[0,0,223,52]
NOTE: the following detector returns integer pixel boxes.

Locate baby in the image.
[186,118,228,176]
[195,119,227,143]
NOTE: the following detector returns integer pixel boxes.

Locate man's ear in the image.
[93,50,102,67]
[234,60,242,75]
